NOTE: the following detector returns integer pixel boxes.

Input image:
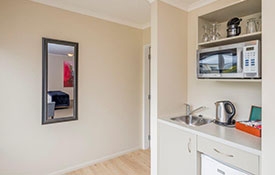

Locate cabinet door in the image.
[158,122,196,175]
[201,154,250,175]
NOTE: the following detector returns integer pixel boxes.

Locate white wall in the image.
[262,0,275,174]
[187,0,262,120]
[0,0,143,174]
[48,54,74,99]
[150,2,158,175]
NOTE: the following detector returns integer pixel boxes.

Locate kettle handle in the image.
[224,101,236,118]
[236,27,241,35]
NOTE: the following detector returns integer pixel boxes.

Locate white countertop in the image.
[158,115,262,156]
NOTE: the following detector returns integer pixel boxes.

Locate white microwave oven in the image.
[197,40,261,79]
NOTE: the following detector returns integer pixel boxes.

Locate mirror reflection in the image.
[42,38,78,124]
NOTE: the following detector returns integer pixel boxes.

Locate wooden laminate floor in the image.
[66,149,150,175]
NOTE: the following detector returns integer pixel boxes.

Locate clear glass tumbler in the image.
[246,18,257,34]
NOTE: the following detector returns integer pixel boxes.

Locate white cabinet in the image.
[201,154,251,175]
[198,136,260,175]
[158,121,196,175]
[158,119,261,175]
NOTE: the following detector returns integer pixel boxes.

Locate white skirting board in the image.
[49,147,141,175]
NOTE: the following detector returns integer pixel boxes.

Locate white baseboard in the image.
[48,147,140,175]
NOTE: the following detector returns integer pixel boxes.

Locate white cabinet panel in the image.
[158,122,196,175]
[198,136,259,174]
[201,154,251,175]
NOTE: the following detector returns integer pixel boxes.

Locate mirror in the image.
[42,38,78,124]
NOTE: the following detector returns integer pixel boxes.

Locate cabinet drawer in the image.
[198,136,259,174]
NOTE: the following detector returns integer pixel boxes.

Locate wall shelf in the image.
[198,0,262,48]
[197,79,262,83]
[198,32,262,47]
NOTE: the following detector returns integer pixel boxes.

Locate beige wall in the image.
[156,1,188,116]
[187,0,261,120]
[48,54,74,99]
[150,1,188,174]
[143,27,151,45]
[262,0,275,174]
[0,0,143,174]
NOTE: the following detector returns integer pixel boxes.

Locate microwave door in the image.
[198,48,239,78]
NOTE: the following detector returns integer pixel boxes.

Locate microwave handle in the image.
[237,48,243,71]
[240,50,243,70]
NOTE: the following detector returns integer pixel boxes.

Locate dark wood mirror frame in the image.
[42,38,78,125]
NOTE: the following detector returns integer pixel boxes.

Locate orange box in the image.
[235,121,261,137]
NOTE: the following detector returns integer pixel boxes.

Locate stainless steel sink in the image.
[170,115,213,127]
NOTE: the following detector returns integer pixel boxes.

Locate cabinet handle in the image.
[188,138,191,153]
[213,148,234,157]
[217,168,225,175]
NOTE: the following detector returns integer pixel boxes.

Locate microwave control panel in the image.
[243,45,258,73]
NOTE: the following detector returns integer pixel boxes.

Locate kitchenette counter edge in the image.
[158,116,261,156]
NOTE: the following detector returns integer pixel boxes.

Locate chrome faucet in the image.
[184,103,206,115]
[184,103,191,115]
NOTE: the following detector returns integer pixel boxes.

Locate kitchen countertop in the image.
[158,115,261,156]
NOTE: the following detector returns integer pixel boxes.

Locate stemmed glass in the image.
[214,23,221,40]
[209,23,221,41]
[202,25,209,42]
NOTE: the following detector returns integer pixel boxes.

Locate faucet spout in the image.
[188,106,206,115]
[184,103,206,115]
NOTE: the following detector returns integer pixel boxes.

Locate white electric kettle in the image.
[215,101,236,125]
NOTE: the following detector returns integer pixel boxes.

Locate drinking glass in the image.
[256,16,262,32]
[202,25,209,42]
[246,18,257,34]
[209,23,221,41]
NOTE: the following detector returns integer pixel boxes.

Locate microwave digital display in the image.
[199,49,237,74]
[246,47,254,51]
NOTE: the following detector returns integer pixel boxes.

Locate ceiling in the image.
[31,0,217,29]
